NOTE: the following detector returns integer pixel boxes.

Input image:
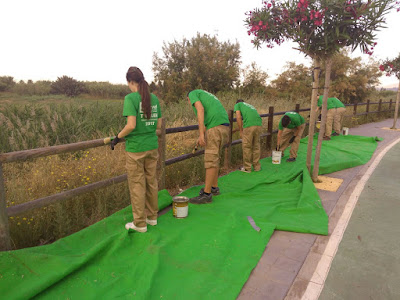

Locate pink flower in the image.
[379,65,385,71]
[259,21,263,26]
[268,3,272,8]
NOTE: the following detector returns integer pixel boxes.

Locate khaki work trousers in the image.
[126,149,158,227]
[334,107,346,134]
[326,108,336,137]
[280,124,305,159]
[242,126,262,171]
[204,125,229,169]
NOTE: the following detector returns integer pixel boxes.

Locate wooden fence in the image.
[0,99,395,250]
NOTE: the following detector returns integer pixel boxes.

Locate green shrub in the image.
[51,76,86,97]
[0,76,16,92]
[84,81,130,99]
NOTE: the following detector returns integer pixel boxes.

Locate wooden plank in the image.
[157,118,166,190]
[0,137,122,163]
[224,110,234,169]
[7,174,127,217]
[266,106,274,154]
[0,163,11,251]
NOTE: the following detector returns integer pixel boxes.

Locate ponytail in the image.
[138,80,151,120]
[126,67,152,119]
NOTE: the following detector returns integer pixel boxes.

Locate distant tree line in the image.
[0,76,130,98]
[0,34,389,103]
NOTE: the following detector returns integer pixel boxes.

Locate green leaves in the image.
[246,0,396,59]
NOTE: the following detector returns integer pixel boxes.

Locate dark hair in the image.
[236,99,244,104]
[126,67,151,119]
[281,115,291,128]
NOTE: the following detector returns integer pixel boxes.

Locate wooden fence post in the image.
[353,102,358,116]
[366,99,370,114]
[389,99,393,111]
[0,163,11,251]
[295,104,300,113]
[157,118,166,190]
[378,98,382,114]
[266,106,274,155]
[224,110,234,169]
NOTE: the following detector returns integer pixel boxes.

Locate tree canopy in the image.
[245,0,395,59]
[152,33,241,102]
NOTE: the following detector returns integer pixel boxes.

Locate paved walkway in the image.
[319,140,400,300]
[238,119,400,300]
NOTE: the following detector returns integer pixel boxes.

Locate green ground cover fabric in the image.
[0,135,379,299]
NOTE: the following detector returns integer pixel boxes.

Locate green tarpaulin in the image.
[0,135,379,299]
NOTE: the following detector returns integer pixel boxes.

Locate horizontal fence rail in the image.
[0,99,396,250]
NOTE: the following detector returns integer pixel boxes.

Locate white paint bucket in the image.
[342,127,349,135]
[172,196,189,218]
[272,150,282,164]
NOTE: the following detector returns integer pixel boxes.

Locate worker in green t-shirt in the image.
[187,89,229,204]
[317,96,346,140]
[277,112,305,162]
[234,99,262,173]
[110,67,162,233]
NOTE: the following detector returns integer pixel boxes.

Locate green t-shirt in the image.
[330,97,345,108]
[122,92,162,153]
[278,112,305,130]
[233,102,262,128]
[188,89,229,130]
[318,96,344,109]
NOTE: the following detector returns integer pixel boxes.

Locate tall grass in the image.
[1,91,396,249]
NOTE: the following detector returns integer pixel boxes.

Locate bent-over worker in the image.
[234,99,262,173]
[186,89,229,204]
[316,96,346,140]
[277,112,305,162]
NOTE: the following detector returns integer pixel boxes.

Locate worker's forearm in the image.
[118,125,134,138]
[277,130,282,146]
[197,113,205,136]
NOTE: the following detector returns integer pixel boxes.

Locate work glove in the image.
[289,136,296,144]
[110,135,121,150]
[275,146,280,151]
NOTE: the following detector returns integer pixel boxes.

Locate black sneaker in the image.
[199,187,220,196]
[332,132,340,136]
[189,191,212,204]
[286,157,296,162]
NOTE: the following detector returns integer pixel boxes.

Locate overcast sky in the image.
[1,0,399,88]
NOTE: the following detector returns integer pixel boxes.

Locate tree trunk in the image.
[306,59,321,174]
[391,79,400,129]
[312,57,332,182]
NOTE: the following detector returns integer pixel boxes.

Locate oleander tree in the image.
[380,54,400,129]
[245,0,396,181]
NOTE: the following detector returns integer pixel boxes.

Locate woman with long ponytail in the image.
[111,67,162,233]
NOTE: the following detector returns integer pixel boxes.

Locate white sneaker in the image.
[146,218,157,226]
[125,222,147,233]
[239,166,251,173]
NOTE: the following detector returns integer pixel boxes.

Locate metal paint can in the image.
[272,150,282,164]
[172,196,189,218]
[342,127,349,135]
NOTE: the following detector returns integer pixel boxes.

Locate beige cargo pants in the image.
[242,126,262,172]
[126,149,158,227]
[280,124,305,159]
[334,107,346,134]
